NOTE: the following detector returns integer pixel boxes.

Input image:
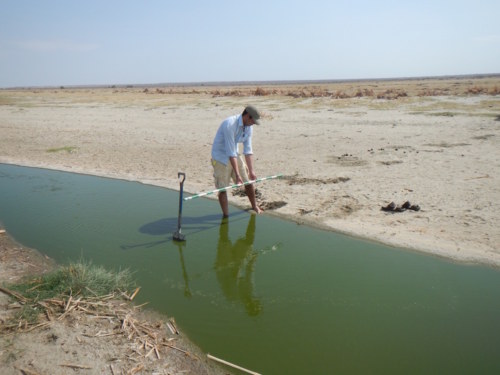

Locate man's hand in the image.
[235,174,243,185]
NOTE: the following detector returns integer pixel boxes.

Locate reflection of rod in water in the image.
[174,241,192,298]
[183,174,283,201]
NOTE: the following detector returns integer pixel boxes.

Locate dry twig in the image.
[127,363,144,374]
[166,319,179,335]
[129,287,141,301]
[60,363,93,369]
[0,286,29,303]
[17,367,41,375]
[162,342,190,355]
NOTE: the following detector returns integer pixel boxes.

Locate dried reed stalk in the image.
[16,366,40,375]
[59,363,93,369]
[129,287,141,301]
[0,286,29,303]
[3,287,198,371]
[207,354,261,375]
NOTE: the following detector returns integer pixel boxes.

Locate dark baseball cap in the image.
[245,105,261,125]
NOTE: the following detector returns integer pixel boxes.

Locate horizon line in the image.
[2,72,500,90]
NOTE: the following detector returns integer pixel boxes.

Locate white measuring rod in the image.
[183,174,283,201]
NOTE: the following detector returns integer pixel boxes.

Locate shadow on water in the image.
[120,211,246,249]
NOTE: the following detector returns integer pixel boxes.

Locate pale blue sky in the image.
[1,0,499,87]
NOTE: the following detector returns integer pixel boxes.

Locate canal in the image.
[1,164,499,374]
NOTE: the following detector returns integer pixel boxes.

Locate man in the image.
[211,105,263,217]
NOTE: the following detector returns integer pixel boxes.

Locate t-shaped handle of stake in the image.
[173,172,186,241]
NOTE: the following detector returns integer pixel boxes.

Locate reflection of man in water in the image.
[215,215,262,316]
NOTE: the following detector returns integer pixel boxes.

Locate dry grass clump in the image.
[355,88,375,97]
[143,88,203,95]
[0,261,202,374]
[466,86,488,95]
[490,86,500,95]
[286,88,335,98]
[284,86,409,100]
[1,261,135,328]
[418,88,450,96]
[211,89,245,97]
[333,91,350,99]
[254,87,269,96]
[376,89,408,100]
[465,85,500,95]
[286,89,307,98]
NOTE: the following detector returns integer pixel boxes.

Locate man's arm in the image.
[245,154,257,180]
[229,156,243,184]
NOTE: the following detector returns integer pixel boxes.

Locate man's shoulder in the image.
[222,114,240,126]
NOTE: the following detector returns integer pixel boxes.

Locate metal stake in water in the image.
[173,172,186,242]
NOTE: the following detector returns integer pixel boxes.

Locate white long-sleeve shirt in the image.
[211,114,253,165]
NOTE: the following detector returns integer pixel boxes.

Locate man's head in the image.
[242,105,261,125]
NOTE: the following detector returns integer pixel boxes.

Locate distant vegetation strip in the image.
[141,84,500,99]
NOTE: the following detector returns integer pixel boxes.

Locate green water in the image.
[1,164,499,374]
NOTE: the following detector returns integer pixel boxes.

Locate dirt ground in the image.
[0,230,227,375]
